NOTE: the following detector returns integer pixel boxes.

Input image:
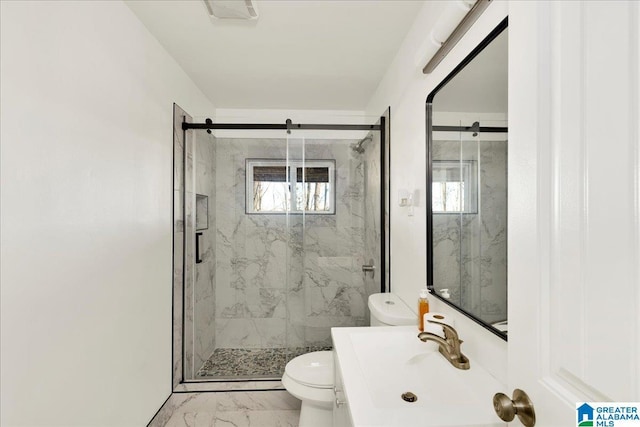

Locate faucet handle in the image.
[427,318,459,340]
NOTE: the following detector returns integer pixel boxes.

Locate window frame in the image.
[245,159,336,215]
[432,160,478,214]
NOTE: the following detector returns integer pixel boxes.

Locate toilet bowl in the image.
[282,293,414,426]
[281,351,334,427]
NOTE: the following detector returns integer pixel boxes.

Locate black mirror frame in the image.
[426,17,509,341]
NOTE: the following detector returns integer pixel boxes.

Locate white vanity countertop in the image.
[331,325,507,427]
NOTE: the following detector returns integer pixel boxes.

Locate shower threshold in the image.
[196,345,332,379]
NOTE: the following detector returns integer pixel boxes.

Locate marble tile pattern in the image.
[183,124,197,379]
[193,131,218,374]
[212,138,369,353]
[149,391,301,427]
[176,135,381,384]
[196,346,332,378]
[432,139,508,325]
[173,105,189,389]
[361,131,382,322]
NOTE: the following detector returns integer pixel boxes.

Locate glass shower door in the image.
[181,122,386,382]
[431,120,508,327]
[362,129,383,314]
[432,124,465,308]
[459,124,481,315]
[458,120,508,325]
[474,120,507,328]
[184,127,296,381]
[291,129,378,357]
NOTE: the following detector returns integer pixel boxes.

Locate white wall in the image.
[365,0,509,382]
[0,1,215,425]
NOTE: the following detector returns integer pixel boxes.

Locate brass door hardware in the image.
[493,389,536,426]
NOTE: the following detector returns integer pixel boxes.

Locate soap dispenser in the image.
[418,289,430,332]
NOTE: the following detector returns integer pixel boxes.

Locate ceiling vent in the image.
[203,0,259,20]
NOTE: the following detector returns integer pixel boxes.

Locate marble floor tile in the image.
[175,393,219,413]
[155,392,301,427]
[247,410,300,427]
[212,411,250,427]
[165,411,216,427]
[213,410,300,427]
[216,391,301,412]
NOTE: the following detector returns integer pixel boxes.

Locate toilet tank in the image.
[368,293,415,326]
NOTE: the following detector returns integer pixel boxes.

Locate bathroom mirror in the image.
[426,19,508,339]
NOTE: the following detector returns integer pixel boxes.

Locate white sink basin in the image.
[332,326,506,427]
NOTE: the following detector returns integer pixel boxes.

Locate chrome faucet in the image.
[417,319,470,370]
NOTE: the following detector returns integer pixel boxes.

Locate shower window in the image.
[246,159,335,214]
[432,160,477,213]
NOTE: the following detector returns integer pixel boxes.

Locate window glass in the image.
[432,160,477,213]
[246,160,335,214]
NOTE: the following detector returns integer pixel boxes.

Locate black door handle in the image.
[196,232,203,264]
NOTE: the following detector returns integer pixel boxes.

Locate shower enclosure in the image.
[173,107,389,384]
[430,119,508,331]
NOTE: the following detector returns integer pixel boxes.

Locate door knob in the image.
[493,389,536,426]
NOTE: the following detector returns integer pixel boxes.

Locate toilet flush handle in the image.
[334,386,345,407]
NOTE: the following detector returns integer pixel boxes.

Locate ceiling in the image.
[126,0,425,111]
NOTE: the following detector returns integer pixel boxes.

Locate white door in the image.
[508,1,640,426]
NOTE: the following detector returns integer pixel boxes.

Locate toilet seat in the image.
[282,372,334,407]
[284,351,333,389]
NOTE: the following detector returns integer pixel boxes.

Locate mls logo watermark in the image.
[577,402,640,426]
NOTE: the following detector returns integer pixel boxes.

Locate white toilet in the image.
[282,293,414,426]
[367,292,417,327]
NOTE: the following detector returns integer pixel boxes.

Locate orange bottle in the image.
[418,289,430,331]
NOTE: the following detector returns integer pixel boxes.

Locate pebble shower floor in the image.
[197,346,332,378]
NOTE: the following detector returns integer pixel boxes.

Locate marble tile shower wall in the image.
[432,140,507,324]
[173,106,187,388]
[362,131,382,323]
[184,129,219,378]
[193,132,217,371]
[183,127,196,377]
[212,138,368,351]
